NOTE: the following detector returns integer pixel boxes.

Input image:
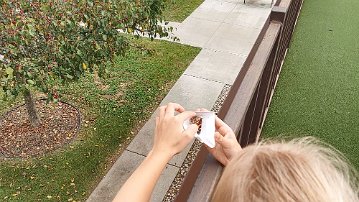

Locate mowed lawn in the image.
[262,0,359,170]
[0,37,200,201]
[163,0,204,22]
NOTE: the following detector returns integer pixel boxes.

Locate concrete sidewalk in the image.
[88,0,272,201]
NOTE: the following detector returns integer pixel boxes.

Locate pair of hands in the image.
[152,103,242,166]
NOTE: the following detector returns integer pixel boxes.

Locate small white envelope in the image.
[183,111,216,148]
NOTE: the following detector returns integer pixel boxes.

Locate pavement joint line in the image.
[187,16,223,24]
[167,163,180,168]
[203,42,256,56]
[202,0,238,48]
[202,16,226,48]
[125,149,147,158]
[126,147,184,168]
[126,146,181,168]
[202,47,248,57]
[211,0,272,5]
[220,20,266,30]
[183,73,226,84]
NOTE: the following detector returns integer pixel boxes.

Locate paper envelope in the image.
[183,111,216,148]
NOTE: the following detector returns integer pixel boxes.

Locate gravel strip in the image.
[163,84,231,201]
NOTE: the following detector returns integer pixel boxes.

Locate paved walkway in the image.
[87,0,272,201]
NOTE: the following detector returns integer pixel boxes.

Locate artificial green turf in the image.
[262,0,359,170]
[0,37,200,201]
[163,0,204,22]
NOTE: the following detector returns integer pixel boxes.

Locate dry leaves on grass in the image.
[0,100,81,158]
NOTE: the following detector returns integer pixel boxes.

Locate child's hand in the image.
[207,117,242,166]
[151,103,198,158]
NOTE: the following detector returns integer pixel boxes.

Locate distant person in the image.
[113,103,359,202]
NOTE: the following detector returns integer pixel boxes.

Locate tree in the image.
[0,0,169,126]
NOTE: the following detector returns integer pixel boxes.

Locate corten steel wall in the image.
[174,0,304,201]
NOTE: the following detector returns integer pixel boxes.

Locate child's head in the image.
[212,137,359,202]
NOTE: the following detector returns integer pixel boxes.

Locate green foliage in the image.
[0,37,200,201]
[0,0,169,100]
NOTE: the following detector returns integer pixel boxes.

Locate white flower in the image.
[0,54,4,61]
[79,21,86,28]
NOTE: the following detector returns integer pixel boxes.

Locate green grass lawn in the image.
[0,37,200,201]
[163,0,204,22]
[262,0,359,170]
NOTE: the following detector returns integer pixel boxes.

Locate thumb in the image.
[178,124,197,152]
[183,124,198,137]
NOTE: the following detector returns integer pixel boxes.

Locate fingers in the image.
[176,111,196,121]
[215,132,239,151]
[195,108,209,112]
[176,124,197,152]
[159,106,166,121]
[215,117,233,136]
[204,144,215,155]
[183,124,198,137]
[214,132,223,142]
[165,103,185,116]
[183,124,198,144]
[214,132,232,146]
[215,116,227,129]
[158,103,184,120]
[155,117,159,127]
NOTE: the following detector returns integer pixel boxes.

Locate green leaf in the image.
[27,80,35,85]
[28,30,35,37]
[77,49,82,56]
[0,88,4,98]
[66,74,74,79]
[5,67,13,76]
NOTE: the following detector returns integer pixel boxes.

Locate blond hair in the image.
[212,137,359,202]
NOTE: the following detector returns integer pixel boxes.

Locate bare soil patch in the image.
[0,99,81,158]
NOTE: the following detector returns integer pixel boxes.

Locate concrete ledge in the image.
[127,74,225,167]
[87,151,143,202]
[87,150,180,202]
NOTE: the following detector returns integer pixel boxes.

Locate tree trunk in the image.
[24,89,41,127]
